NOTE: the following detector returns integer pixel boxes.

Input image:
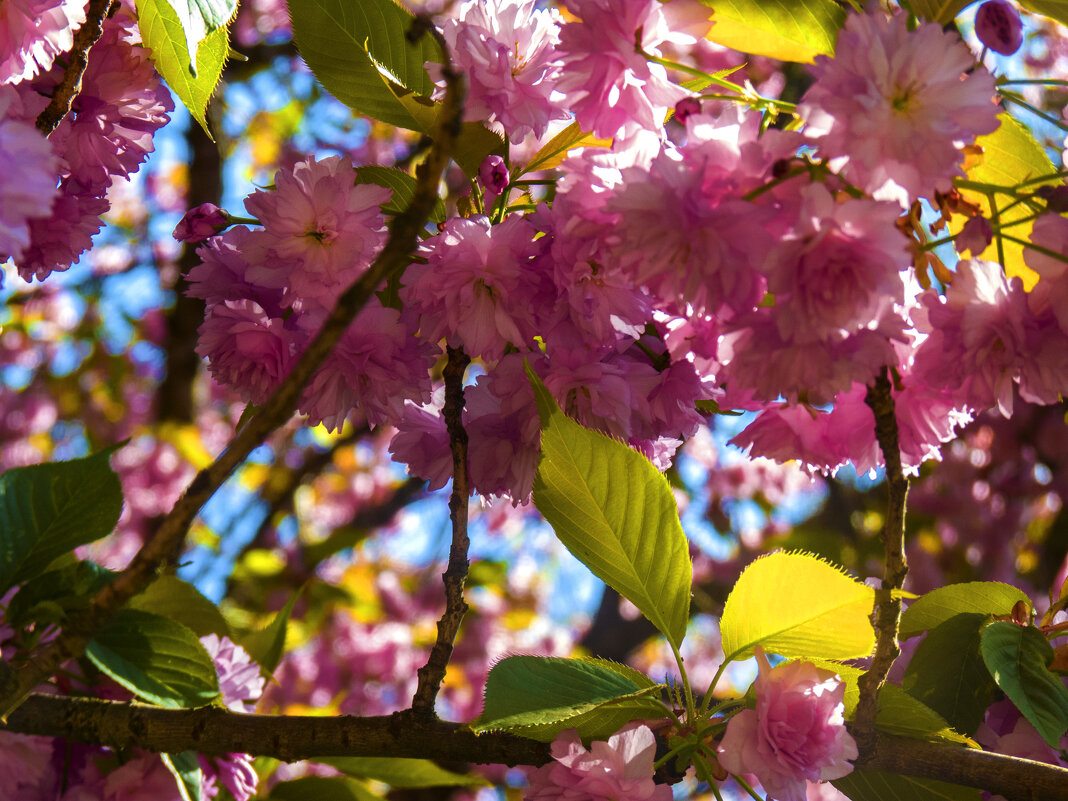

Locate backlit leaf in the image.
[834,769,981,801]
[902,0,972,23]
[899,581,1031,639]
[238,586,302,675]
[720,551,874,663]
[527,365,691,648]
[355,165,445,222]
[700,0,845,63]
[516,121,611,177]
[318,758,489,788]
[161,752,203,801]
[955,114,1056,290]
[162,0,237,68]
[128,575,231,639]
[1019,0,1068,29]
[138,0,229,134]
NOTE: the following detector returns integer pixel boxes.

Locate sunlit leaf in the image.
[355,165,445,222]
[955,114,1056,290]
[162,0,237,68]
[700,0,844,63]
[268,776,381,801]
[902,0,972,23]
[0,448,122,596]
[86,609,221,708]
[980,621,1068,747]
[899,581,1031,639]
[1019,0,1068,29]
[138,0,229,135]
[238,586,302,675]
[526,364,691,648]
[516,121,611,177]
[720,551,874,663]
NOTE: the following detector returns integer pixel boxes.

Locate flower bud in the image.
[674,97,702,124]
[173,203,230,243]
[478,154,510,199]
[975,1,1023,56]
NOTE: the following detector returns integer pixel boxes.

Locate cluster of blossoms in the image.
[0,1,171,282]
[181,0,1068,504]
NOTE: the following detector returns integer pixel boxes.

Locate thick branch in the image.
[36,0,116,135]
[0,25,465,721]
[6,695,1068,801]
[409,346,472,717]
[854,369,910,751]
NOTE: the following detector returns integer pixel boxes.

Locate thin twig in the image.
[36,0,116,135]
[854,368,910,753]
[409,346,472,717]
[0,19,465,722]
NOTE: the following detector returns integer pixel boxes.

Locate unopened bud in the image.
[975,0,1023,56]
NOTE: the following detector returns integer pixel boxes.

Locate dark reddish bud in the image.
[173,203,230,243]
[1036,184,1068,213]
[478,154,509,198]
[674,97,701,124]
[975,1,1023,56]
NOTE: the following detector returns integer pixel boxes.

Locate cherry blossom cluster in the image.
[0,2,171,283]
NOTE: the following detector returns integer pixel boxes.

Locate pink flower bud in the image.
[975,1,1023,56]
[718,647,857,801]
[173,202,230,243]
[478,154,510,198]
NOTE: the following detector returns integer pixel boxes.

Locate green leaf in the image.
[471,655,662,740]
[138,0,229,134]
[834,769,981,801]
[268,776,382,801]
[0,448,123,596]
[238,586,302,675]
[955,114,1054,290]
[516,121,610,177]
[5,560,117,627]
[316,757,489,788]
[700,0,845,63]
[813,661,976,747]
[902,613,998,736]
[128,575,231,639]
[86,609,221,708]
[720,551,874,663]
[1019,0,1068,28]
[899,582,1031,639]
[289,0,438,130]
[980,621,1068,747]
[355,165,445,223]
[526,364,691,648]
[162,0,237,68]
[161,752,203,801]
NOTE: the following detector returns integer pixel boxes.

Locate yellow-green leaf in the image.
[1019,0,1068,28]
[955,114,1056,290]
[700,0,845,63]
[720,551,874,663]
[138,0,229,135]
[527,364,692,648]
[903,0,972,23]
[516,121,611,177]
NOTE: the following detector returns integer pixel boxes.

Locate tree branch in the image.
[36,0,116,136]
[854,368,910,751]
[409,346,472,718]
[6,695,1068,801]
[0,20,466,721]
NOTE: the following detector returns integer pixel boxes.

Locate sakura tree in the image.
[2,0,1068,800]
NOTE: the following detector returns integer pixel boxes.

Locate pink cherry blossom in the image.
[0,0,86,85]
[403,214,543,361]
[244,156,392,311]
[718,648,857,801]
[524,724,672,801]
[799,12,999,205]
[432,0,568,141]
[201,634,265,711]
[196,298,301,406]
[0,86,57,262]
[555,0,699,141]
